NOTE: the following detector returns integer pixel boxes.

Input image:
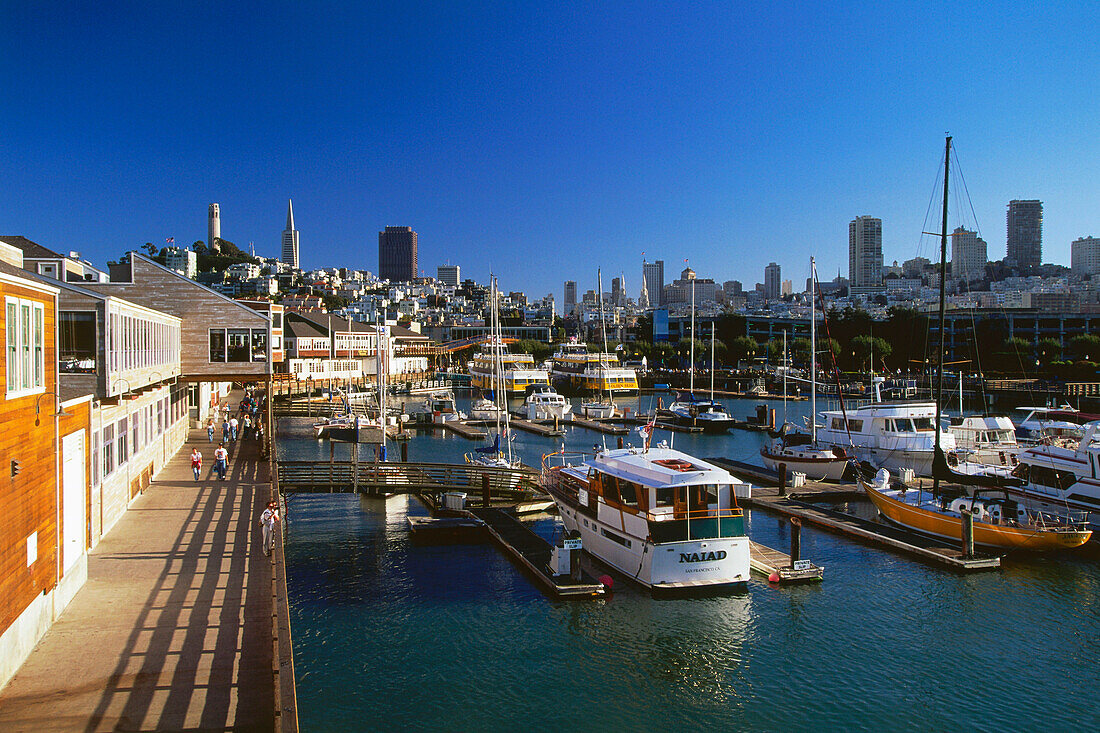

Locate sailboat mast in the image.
[710,321,716,402]
[689,280,696,394]
[810,256,817,444]
[782,328,787,425]
[598,267,610,404]
[934,135,952,488]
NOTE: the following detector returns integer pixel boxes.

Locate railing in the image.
[276,459,540,496]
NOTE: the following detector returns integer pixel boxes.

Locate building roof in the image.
[0,235,63,260]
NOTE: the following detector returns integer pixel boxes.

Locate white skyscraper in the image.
[764,262,781,300]
[1072,236,1100,277]
[951,226,988,283]
[208,203,221,252]
[849,216,883,294]
[281,199,300,269]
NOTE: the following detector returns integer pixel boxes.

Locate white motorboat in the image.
[419,390,466,423]
[663,394,735,433]
[1011,405,1094,445]
[469,397,505,422]
[577,400,618,419]
[814,377,956,477]
[948,414,1019,467]
[541,443,751,592]
[313,413,373,438]
[1005,420,1100,534]
[523,384,572,421]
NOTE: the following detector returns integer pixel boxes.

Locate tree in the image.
[141,242,158,257]
[727,336,758,365]
[1037,337,1062,367]
[851,335,892,372]
[1068,334,1100,361]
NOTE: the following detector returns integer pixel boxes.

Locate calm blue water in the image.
[282,394,1100,731]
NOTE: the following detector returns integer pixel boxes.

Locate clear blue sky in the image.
[3,2,1099,298]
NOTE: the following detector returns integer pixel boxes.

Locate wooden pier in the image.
[570,416,629,435]
[749,541,824,583]
[509,417,566,437]
[439,420,487,440]
[466,508,606,598]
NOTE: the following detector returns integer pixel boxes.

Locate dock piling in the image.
[482,474,491,508]
[400,442,408,462]
[961,509,975,558]
[789,517,801,568]
[778,464,787,497]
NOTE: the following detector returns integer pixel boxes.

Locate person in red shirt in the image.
[190,447,202,481]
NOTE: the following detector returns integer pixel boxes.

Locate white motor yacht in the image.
[523,384,572,421]
[541,444,751,592]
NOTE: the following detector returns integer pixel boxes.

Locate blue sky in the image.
[3,2,1099,298]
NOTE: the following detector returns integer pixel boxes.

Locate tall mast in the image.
[689,280,696,394]
[710,320,716,401]
[810,256,817,443]
[934,135,952,491]
[598,267,611,405]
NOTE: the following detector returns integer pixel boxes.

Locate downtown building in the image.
[643,260,665,306]
[951,226,988,283]
[849,216,884,295]
[1006,200,1042,269]
[764,262,781,300]
[1071,236,1100,277]
[437,265,460,288]
[281,199,300,269]
[378,226,417,282]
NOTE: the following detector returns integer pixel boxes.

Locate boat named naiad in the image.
[541,444,751,592]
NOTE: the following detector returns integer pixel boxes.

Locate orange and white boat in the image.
[861,468,1091,552]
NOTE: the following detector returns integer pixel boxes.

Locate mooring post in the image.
[329,440,335,493]
[961,508,975,558]
[617,436,623,449]
[554,415,559,432]
[569,531,582,582]
[400,441,408,462]
[789,517,801,568]
[482,473,491,508]
[352,441,359,493]
[778,463,787,497]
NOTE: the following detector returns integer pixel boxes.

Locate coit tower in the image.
[208,203,221,252]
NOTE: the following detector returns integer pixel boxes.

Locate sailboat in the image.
[466,276,523,475]
[665,279,735,432]
[760,257,852,481]
[578,268,619,419]
[859,136,1091,551]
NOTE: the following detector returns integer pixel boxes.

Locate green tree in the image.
[1037,337,1062,367]
[851,335,892,372]
[1068,334,1100,361]
[727,336,759,365]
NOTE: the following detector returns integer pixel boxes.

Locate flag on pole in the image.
[166,237,174,244]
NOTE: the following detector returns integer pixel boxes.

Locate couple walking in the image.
[191,443,230,480]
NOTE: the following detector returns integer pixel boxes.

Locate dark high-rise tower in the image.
[378,226,418,282]
[1006,200,1042,269]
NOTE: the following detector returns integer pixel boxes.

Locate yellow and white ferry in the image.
[550,342,638,394]
[468,340,550,395]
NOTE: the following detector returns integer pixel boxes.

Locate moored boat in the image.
[541,443,751,592]
[523,384,572,421]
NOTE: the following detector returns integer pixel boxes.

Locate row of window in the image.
[209,329,268,363]
[5,297,45,396]
[109,312,181,373]
[91,387,187,486]
[289,359,361,375]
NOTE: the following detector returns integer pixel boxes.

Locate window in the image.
[251,331,267,362]
[209,329,226,362]
[60,312,97,373]
[92,431,99,487]
[117,418,128,465]
[132,412,140,453]
[655,486,674,507]
[5,297,46,395]
[228,329,250,361]
[103,425,115,477]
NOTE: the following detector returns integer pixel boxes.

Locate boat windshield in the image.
[912,417,935,431]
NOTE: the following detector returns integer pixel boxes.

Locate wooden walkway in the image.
[509,417,565,437]
[466,508,606,598]
[570,416,629,435]
[277,459,539,499]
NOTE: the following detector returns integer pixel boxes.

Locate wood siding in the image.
[0,280,58,635]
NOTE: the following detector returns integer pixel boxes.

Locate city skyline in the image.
[3,3,1100,296]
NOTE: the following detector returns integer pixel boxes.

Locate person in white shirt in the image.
[259,501,280,556]
[213,443,229,480]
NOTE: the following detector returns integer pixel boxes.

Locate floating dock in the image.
[466,508,606,598]
[508,417,566,437]
[570,416,629,434]
[748,541,824,583]
[439,421,487,440]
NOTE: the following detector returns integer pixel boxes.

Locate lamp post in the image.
[35,390,72,425]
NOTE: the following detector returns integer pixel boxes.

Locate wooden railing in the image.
[276,459,541,497]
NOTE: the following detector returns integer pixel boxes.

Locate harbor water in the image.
[282,394,1100,731]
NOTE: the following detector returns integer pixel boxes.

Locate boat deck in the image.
[508,417,566,437]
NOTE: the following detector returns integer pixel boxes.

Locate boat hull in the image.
[862,481,1092,551]
[549,489,749,590]
[760,448,850,482]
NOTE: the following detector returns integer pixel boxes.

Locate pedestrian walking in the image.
[206,419,215,442]
[242,414,252,440]
[222,418,231,442]
[190,447,203,481]
[229,416,239,442]
[259,500,280,555]
[214,443,229,480]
